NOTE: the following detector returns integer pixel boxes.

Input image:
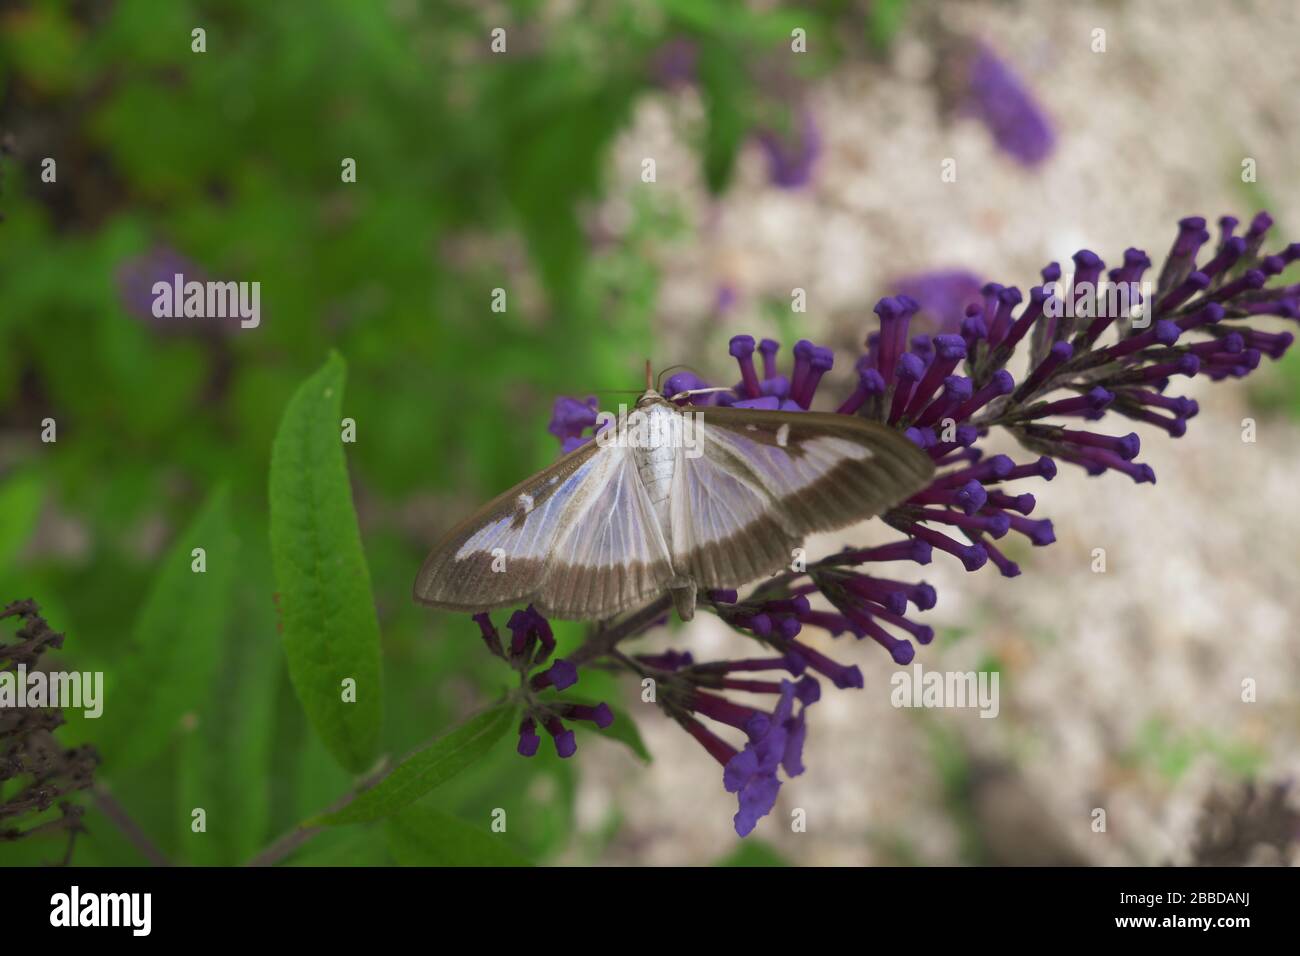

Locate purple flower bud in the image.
[518,718,541,758]
[531,658,578,691]
[544,717,577,759]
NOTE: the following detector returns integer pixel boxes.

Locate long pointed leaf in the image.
[269,352,382,773]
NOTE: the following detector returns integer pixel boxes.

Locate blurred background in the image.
[2,0,1298,866]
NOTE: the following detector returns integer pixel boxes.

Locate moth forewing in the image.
[411,437,601,612]
[412,429,676,620]
[680,405,935,560]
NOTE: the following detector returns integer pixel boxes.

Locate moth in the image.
[414,364,934,622]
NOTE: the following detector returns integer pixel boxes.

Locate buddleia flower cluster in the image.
[471,606,613,759]
[484,212,1295,837]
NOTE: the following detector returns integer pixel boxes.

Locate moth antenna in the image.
[655,363,703,392]
[667,386,736,403]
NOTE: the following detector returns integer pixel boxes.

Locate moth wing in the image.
[538,448,676,619]
[413,439,674,620]
[668,433,800,590]
[669,407,934,589]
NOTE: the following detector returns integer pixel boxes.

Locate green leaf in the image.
[95,485,236,770]
[386,805,532,867]
[311,702,516,826]
[286,824,392,866]
[698,41,749,194]
[269,352,382,773]
[176,552,281,865]
[865,0,911,52]
[0,469,43,574]
[713,839,792,867]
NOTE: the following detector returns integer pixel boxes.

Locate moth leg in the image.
[669,578,697,622]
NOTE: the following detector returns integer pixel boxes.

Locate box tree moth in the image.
[414,364,934,622]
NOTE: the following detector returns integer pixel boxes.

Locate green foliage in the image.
[92,486,236,771]
[1127,718,1266,782]
[176,591,280,865]
[269,352,383,774]
[0,470,42,575]
[713,839,791,867]
[865,0,912,52]
[386,805,532,867]
[312,702,517,827]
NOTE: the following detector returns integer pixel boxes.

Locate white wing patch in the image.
[669,449,777,559]
[455,452,613,561]
[550,452,671,574]
[706,429,872,508]
[657,409,933,592]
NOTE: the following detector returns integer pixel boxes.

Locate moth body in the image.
[632,400,680,537]
[629,395,698,619]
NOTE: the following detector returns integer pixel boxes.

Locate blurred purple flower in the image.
[894,270,986,334]
[961,42,1055,166]
[116,246,206,329]
[547,395,600,453]
[649,37,698,89]
[756,112,821,189]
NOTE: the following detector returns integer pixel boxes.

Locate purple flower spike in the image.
[961,41,1055,166]
[486,209,1294,839]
